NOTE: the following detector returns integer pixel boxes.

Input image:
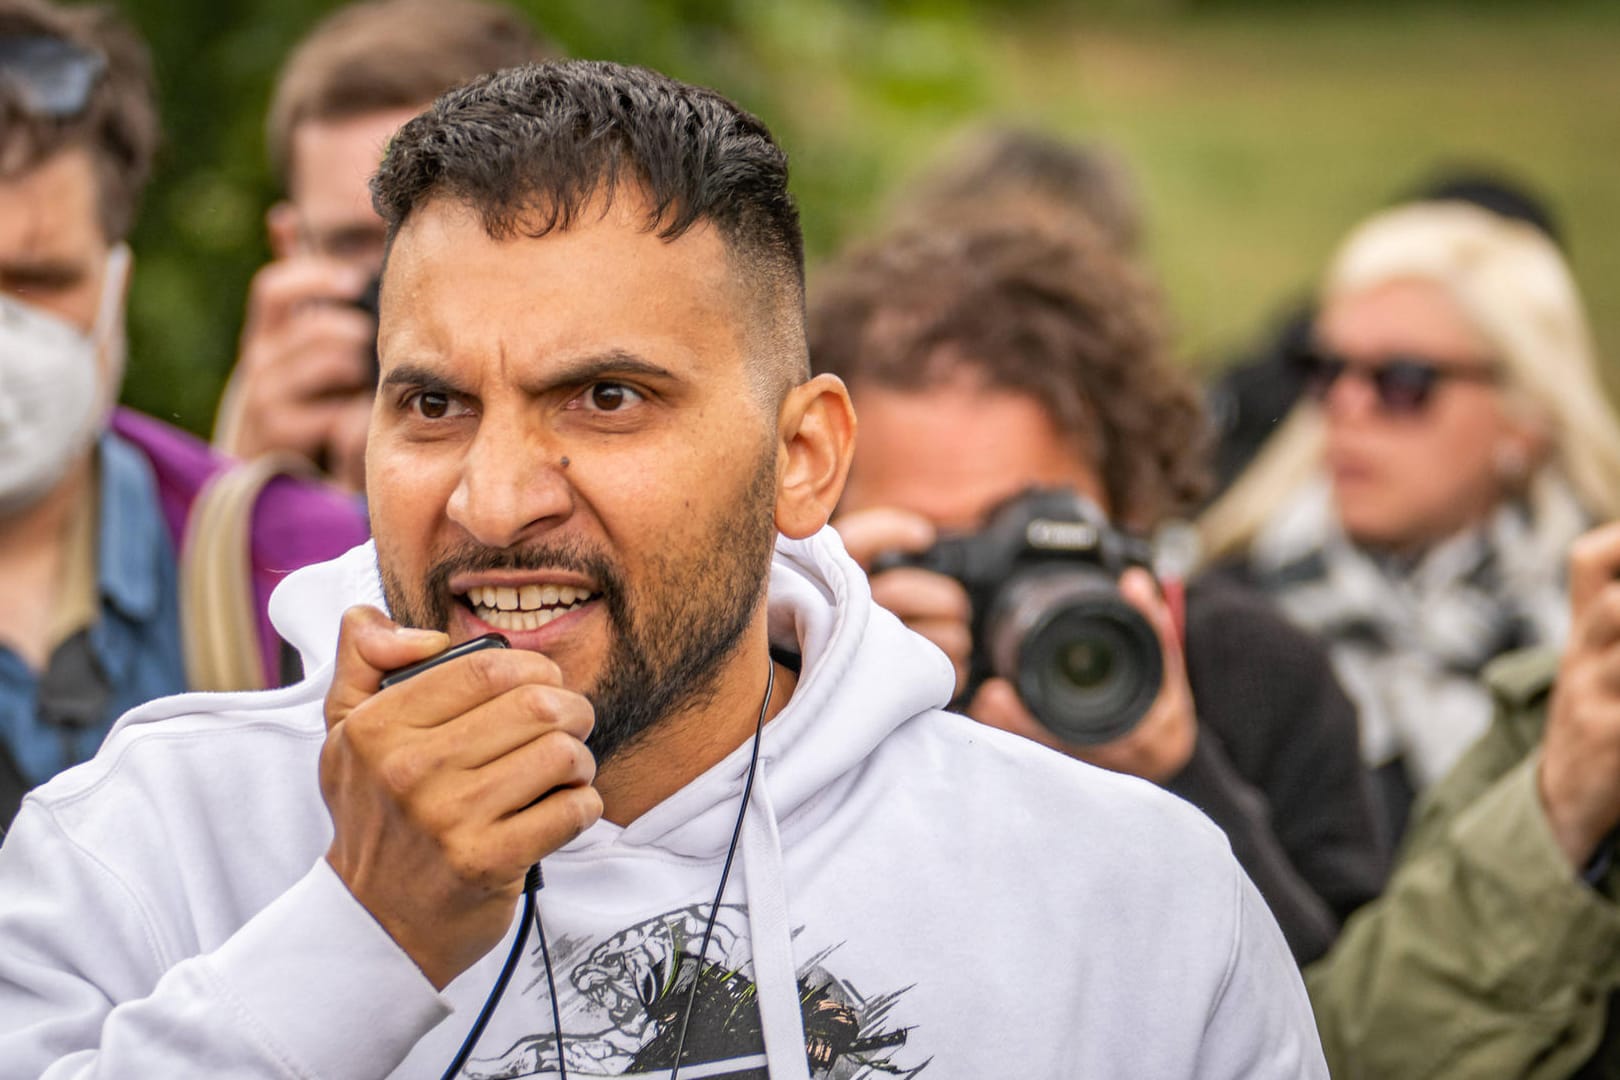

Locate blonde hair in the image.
[1201,200,1620,562]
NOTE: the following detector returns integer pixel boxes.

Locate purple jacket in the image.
[110,408,371,683]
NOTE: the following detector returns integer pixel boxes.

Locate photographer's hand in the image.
[1539,522,1620,869]
[215,253,376,490]
[320,606,603,989]
[835,507,971,696]
[970,568,1197,785]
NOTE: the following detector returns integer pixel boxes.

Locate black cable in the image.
[530,867,568,1080]
[437,868,539,1080]
[438,660,775,1080]
[668,661,774,1080]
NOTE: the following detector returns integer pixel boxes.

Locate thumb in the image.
[1568,522,1620,629]
[325,605,447,729]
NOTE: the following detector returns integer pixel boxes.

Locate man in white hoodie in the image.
[0,59,1328,1078]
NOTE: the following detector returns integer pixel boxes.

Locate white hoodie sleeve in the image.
[0,800,450,1079]
[1197,865,1331,1079]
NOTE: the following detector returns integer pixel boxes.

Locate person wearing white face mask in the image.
[0,244,127,516]
[0,0,368,827]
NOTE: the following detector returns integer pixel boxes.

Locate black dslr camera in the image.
[877,488,1164,745]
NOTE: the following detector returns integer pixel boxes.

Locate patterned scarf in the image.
[1249,471,1587,790]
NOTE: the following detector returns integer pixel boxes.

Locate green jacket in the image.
[1308,648,1620,1079]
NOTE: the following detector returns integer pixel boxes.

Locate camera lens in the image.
[1057,639,1113,691]
[984,567,1163,746]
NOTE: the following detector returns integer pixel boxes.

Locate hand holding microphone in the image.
[319,605,602,989]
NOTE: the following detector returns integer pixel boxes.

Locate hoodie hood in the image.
[267,527,956,858]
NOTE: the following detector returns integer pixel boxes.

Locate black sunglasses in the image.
[1293,347,1499,416]
[0,35,105,120]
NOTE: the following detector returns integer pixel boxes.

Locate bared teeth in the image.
[464,582,598,629]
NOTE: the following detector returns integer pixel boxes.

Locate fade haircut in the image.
[267,0,556,191]
[0,0,158,241]
[809,222,1208,528]
[372,60,810,397]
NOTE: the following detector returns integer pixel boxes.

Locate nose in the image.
[1320,366,1380,423]
[445,413,573,549]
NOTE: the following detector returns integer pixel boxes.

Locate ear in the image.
[266,201,302,259]
[1505,403,1553,467]
[1493,406,1552,492]
[775,373,857,540]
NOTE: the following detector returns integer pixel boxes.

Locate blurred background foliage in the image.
[116,0,1620,433]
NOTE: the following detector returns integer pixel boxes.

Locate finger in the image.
[833,506,937,569]
[327,606,447,728]
[234,398,358,463]
[869,567,972,625]
[371,645,566,730]
[244,256,372,337]
[243,308,377,392]
[1575,584,1620,655]
[1569,523,1620,628]
[489,783,605,870]
[472,730,598,819]
[434,683,597,769]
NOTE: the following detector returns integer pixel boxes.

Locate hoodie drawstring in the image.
[741,760,811,1080]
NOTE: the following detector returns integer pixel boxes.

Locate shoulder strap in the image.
[178,453,313,693]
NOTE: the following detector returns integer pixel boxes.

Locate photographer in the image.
[212,0,554,492]
[811,219,1388,964]
[0,60,1325,1076]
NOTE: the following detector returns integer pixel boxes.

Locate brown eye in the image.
[589,383,637,411]
[417,392,450,419]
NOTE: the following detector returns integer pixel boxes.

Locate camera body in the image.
[880,487,1164,745]
[354,273,383,385]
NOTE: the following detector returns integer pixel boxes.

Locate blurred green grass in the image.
[119,1,1620,431]
[769,2,1620,374]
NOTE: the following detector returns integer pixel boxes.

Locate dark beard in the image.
[378,450,778,766]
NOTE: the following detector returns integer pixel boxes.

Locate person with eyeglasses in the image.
[1201,199,1620,846]
[210,0,556,495]
[0,0,367,828]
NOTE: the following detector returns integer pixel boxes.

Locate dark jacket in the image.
[1172,573,1389,965]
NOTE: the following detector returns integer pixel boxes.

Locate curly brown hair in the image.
[808,222,1209,527]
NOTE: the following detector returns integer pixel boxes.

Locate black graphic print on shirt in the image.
[462,903,926,1079]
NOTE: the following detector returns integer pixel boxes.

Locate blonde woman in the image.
[1202,200,1620,839]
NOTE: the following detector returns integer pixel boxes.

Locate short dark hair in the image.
[0,0,158,240]
[809,223,1208,527]
[267,0,556,190]
[372,59,808,389]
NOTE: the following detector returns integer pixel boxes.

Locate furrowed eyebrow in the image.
[378,351,680,399]
[380,363,467,397]
[535,350,678,390]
